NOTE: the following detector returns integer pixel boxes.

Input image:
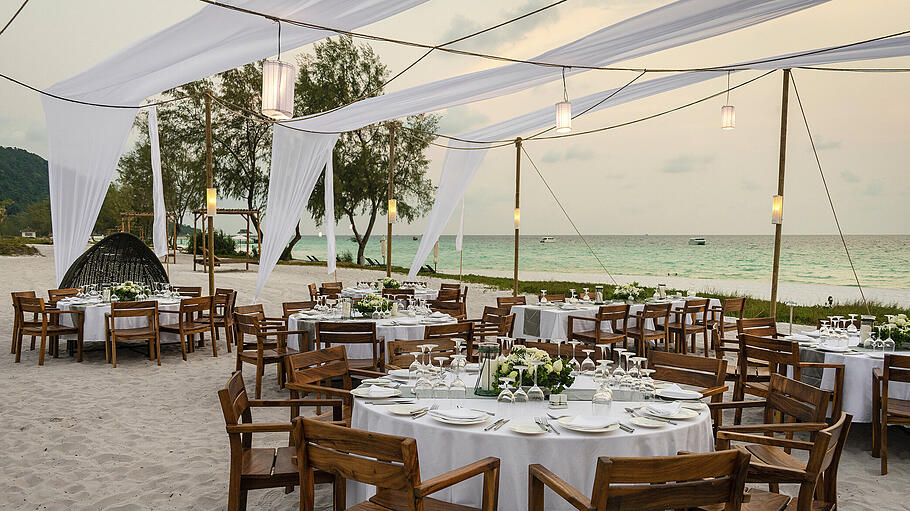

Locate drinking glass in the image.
[434,356,449,374]
[581,349,596,372]
[612,348,627,381]
[553,338,564,357]
[432,359,450,399]
[527,360,545,401]
[568,341,582,372]
[512,365,529,402]
[884,334,896,353]
[408,352,423,386]
[592,379,613,416]
[415,366,433,399]
[582,288,590,301]
[449,355,467,399]
[540,290,548,303]
[497,377,514,403]
[640,369,656,400]
[569,288,577,300]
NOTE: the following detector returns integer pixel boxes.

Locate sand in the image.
[0,245,906,510]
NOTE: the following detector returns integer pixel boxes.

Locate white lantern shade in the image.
[771,194,783,224]
[261,60,296,120]
[555,101,572,133]
[206,188,217,217]
[388,199,398,224]
[721,105,735,130]
[513,208,521,229]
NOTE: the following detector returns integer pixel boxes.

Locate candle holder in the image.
[473,342,501,397]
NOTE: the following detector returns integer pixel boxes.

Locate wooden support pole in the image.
[205,90,215,296]
[387,123,395,278]
[770,69,791,318]
[513,137,522,297]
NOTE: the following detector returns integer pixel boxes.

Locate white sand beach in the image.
[0,245,907,510]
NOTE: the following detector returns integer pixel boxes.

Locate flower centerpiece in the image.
[354,293,391,315]
[111,281,144,302]
[880,314,910,348]
[493,346,575,394]
[382,277,401,289]
[612,281,644,303]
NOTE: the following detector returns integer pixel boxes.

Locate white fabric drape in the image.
[42,0,426,284]
[455,197,464,252]
[255,126,338,300]
[324,156,337,275]
[407,34,910,278]
[148,107,167,258]
[262,0,826,292]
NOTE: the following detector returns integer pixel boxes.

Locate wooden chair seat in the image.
[737,444,807,472]
[24,323,79,336]
[366,489,481,511]
[110,326,158,338]
[698,489,791,511]
[665,321,701,332]
[242,447,298,480]
[623,326,661,337]
[160,320,211,333]
[784,497,832,511]
[571,329,623,342]
[237,347,300,364]
[885,397,910,418]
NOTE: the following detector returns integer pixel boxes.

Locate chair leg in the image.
[155,336,161,366]
[881,421,888,475]
[179,334,188,361]
[76,332,83,363]
[872,382,881,458]
[10,317,18,354]
[38,334,47,366]
[225,323,233,353]
[255,360,264,399]
[111,338,117,368]
[238,489,248,511]
[333,476,346,511]
[14,332,23,363]
[211,329,218,357]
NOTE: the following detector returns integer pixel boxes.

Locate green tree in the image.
[296,36,438,264]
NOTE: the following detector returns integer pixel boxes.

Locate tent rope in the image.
[520,145,618,285]
[789,72,870,313]
[0,0,29,37]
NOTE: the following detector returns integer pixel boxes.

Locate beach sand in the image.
[0,245,906,510]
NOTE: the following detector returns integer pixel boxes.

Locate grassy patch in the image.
[0,236,44,256]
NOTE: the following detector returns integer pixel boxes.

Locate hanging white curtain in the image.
[41,0,426,284]
[255,125,338,300]
[455,197,465,252]
[258,0,826,293]
[324,155,337,275]
[148,107,168,258]
[407,34,910,279]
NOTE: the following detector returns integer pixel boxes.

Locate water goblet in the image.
[540,290,548,303]
[884,334,896,353]
[408,352,423,385]
[569,288,577,300]
[449,354,468,399]
[415,367,433,400]
[597,344,609,365]
[553,338,564,357]
[497,377,514,403]
[434,356,449,374]
[592,379,613,416]
[611,348,627,381]
[527,360,545,401]
[567,340,582,372]
[582,288,590,301]
[640,369,656,400]
[581,349,596,372]
[512,365,529,402]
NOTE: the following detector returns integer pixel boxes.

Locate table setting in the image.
[340,279,438,301]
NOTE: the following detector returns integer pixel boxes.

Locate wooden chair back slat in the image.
[539,293,566,303]
[282,300,316,317]
[884,353,910,383]
[173,286,202,297]
[382,288,415,298]
[429,301,466,319]
[180,295,213,315]
[640,302,672,318]
[434,288,460,302]
[47,288,80,304]
[496,296,526,313]
[737,317,779,338]
[18,296,47,314]
[765,373,831,424]
[814,413,852,502]
[722,297,746,316]
[738,334,799,376]
[287,346,353,387]
[387,339,456,368]
[234,304,266,322]
[308,283,318,301]
[648,351,726,390]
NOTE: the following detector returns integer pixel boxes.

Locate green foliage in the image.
[0,236,42,256]
[0,146,49,216]
[188,229,240,256]
[339,250,354,263]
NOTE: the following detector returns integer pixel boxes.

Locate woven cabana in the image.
[59,233,169,288]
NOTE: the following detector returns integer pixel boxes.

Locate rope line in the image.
[789,72,869,312]
[0,0,29,37]
[521,145,618,285]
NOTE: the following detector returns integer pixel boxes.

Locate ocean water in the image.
[287,235,910,290]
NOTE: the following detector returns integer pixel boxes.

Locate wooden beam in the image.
[513,137,522,297]
[387,122,395,277]
[770,69,790,318]
[205,90,215,295]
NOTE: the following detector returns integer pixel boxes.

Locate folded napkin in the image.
[646,401,682,418]
[362,385,397,397]
[663,383,685,394]
[430,311,447,318]
[361,378,392,386]
[568,416,616,429]
[786,333,814,342]
[388,369,411,379]
[432,408,485,420]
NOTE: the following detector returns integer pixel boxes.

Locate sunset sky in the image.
[1,0,908,236]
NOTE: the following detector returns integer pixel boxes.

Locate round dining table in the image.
[348,374,714,511]
[286,313,456,357]
[340,286,439,301]
[55,296,183,342]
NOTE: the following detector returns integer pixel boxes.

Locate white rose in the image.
[553,359,563,372]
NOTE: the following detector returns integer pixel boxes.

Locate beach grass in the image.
[279,259,908,325]
[0,236,50,256]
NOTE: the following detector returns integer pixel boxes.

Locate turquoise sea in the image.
[286,235,910,290]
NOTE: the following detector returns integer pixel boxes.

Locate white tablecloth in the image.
[56,298,181,342]
[341,287,438,301]
[286,316,455,359]
[350,396,713,511]
[511,298,720,340]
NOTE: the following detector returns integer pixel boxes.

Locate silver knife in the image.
[484,418,504,431]
[493,418,510,430]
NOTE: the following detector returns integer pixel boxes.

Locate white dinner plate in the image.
[637,406,699,420]
[429,412,490,426]
[556,416,620,433]
[388,369,411,379]
[630,416,666,428]
[815,345,851,353]
[508,422,548,435]
[351,387,401,398]
[680,402,709,412]
[866,352,886,359]
[655,388,703,400]
[388,404,424,416]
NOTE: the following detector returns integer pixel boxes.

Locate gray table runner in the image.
[523,308,542,338]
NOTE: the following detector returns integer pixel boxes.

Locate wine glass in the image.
[497,377,514,403]
[847,314,858,334]
[569,288,577,301]
[449,354,467,399]
[527,360,545,401]
[612,348,627,381]
[512,365,529,402]
[640,369,656,400]
[432,357,450,398]
[597,344,609,367]
[592,377,613,416]
[567,340,582,372]
[408,352,423,386]
[540,290,548,303]
[414,365,433,399]
[581,349,596,372]
[884,331,896,352]
[553,338,564,357]
[582,288,590,301]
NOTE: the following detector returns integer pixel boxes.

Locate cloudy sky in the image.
[1,0,909,236]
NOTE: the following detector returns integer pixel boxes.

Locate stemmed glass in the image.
[527,360,545,401]
[582,288,590,301]
[449,354,467,399]
[592,373,613,415]
[884,330,896,352]
[540,290,548,303]
[408,352,423,386]
[569,289,577,301]
[612,348,627,381]
[567,340,582,372]
[640,368,656,400]
[874,328,885,352]
[497,377,514,403]
[512,365,529,402]
[581,349,596,372]
[415,364,433,399]
[847,314,858,333]
[432,356,450,398]
[553,338,564,357]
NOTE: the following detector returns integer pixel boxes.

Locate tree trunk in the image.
[280,222,301,261]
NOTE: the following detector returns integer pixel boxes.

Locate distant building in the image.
[20,228,36,238]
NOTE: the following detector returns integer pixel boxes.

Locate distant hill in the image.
[0,146,49,216]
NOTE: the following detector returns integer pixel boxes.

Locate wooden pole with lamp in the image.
[769,69,791,318]
[387,122,395,278]
[204,90,216,296]
[513,137,522,297]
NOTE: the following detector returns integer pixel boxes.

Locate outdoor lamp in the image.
[771,194,783,224]
[388,199,398,223]
[555,101,572,133]
[721,105,735,130]
[514,208,521,229]
[261,59,296,120]
[206,188,217,217]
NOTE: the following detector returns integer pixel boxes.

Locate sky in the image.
[1,0,909,238]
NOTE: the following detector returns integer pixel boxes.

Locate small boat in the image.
[412,236,419,241]
[688,237,706,246]
[232,229,258,243]
[539,236,555,244]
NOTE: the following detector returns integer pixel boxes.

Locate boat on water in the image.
[688,237,706,245]
[232,229,258,243]
[540,236,555,243]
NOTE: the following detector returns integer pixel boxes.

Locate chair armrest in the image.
[285,382,352,400]
[225,422,293,434]
[700,385,728,398]
[717,422,828,434]
[528,464,593,511]
[415,457,500,498]
[716,430,814,451]
[708,400,766,411]
[249,398,343,408]
[567,315,595,323]
[350,368,388,378]
[799,362,845,370]
[873,367,883,380]
[46,309,83,317]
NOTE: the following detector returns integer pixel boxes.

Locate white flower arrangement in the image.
[881,314,910,347]
[355,293,391,314]
[494,346,574,394]
[612,281,644,302]
[382,277,401,289]
[111,281,144,301]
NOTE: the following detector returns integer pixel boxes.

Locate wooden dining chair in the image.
[429,300,467,320]
[159,296,215,360]
[16,297,84,365]
[105,300,160,367]
[648,351,727,430]
[10,291,37,355]
[381,287,414,299]
[567,303,629,356]
[295,417,501,511]
[285,346,386,424]
[233,312,305,399]
[704,297,745,352]
[737,317,781,338]
[172,285,202,298]
[872,353,910,475]
[307,283,318,301]
[218,371,343,511]
[424,321,475,361]
[386,339,457,370]
[47,287,80,307]
[816,317,859,330]
[624,302,671,356]
[197,288,237,354]
[710,412,852,511]
[472,307,516,344]
[528,449,750,511]
[316,321,382,371]
[282,300,316,318]
[496,295,526,315]
[666,298,710,355]
[539,293,566,303]
[433,287,460,303]
[234,304,288,331]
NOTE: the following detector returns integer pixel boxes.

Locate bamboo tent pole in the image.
[386,123,395,277]
[513,137,522,296]
[770,69,791,318]
[204,90,215,296]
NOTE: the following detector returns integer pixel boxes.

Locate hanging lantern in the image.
[206,188,217,217]
[261,59,296,120]
[771,194,783,224]
[513,208,521,229]
[388,199,398,224]
[721,105,735,130]
[555,101,572,133]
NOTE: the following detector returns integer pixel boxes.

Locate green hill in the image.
[0,146,49,216]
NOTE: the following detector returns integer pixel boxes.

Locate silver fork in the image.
[533,417,550,434]
[412,403,438,419]
[540,416,560,435]
[625,407,676,425]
